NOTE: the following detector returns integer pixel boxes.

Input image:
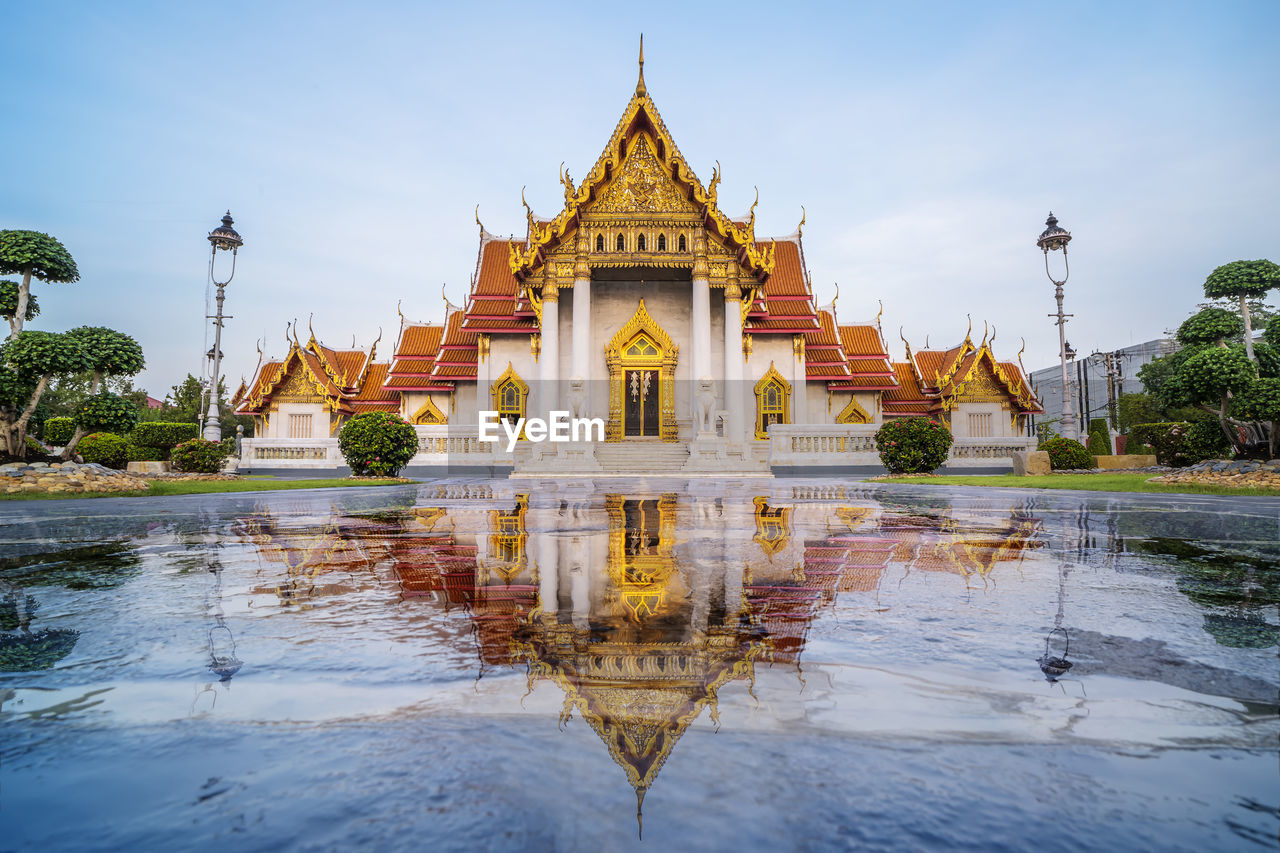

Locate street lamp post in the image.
[1037,212,1076,441]
[203,212,243,441]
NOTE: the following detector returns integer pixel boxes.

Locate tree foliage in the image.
[2,330,88,381]
[76,392,140,435]
[1175,308,1243,347]
[0,280,39,321]
[338,412,418,476]
[1203,259,1280,300]
[1178,345,1257,403]
[1230,378,1280,423]
[66,326,145,379]
[874,418,953,474]
[0,231,80,284]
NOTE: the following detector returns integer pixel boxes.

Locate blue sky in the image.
[3,1,1277,397]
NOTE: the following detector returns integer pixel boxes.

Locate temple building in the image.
[233,43,1039,473]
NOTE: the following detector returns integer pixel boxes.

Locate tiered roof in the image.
[233,329,392,417]
[882,326,1042,419]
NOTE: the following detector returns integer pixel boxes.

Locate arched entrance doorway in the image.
[606,299,678,441]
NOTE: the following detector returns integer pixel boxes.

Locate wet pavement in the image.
[1,480,1276,851]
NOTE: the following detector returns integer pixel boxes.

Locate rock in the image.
[1012,450,1052,476]
[126,461,171,475]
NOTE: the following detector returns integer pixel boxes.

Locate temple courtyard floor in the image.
[1,480,1276,851]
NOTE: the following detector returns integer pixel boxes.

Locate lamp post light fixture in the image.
[1037,212,1077,440]
[203,211,243,441]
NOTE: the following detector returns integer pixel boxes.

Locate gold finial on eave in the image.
[396,298,406,327]
[307,313,317,345]
[989,324,997,350]
[1017,337,1027,374]
[797,205,806,237]
[899,325,913,361]
[475,204,484,234]
[636,34,646,97]
[964,313,973,345]
[980,320,988,349]
[831,282,839,321]
[876,299,884,325]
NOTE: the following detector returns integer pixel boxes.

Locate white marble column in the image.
[539,282,559,416]
[792,334,808,425]
[723,278,745,443]
[537,528,559,621]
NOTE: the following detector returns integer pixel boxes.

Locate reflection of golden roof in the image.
[516,626,764,826]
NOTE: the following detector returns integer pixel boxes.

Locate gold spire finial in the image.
[797,205,806,237]
[636,34,646,97]
[475,204,484,234]
[989,324,997,349]
[876,298,884,325]
[307,313,316,345]
[899,325,913,361]
[396,299,406,325]
[1017,337,1027,374]
[636,788,645,840]
[981,320,988,348]
[965,313,973,344]
[831,282,839,320]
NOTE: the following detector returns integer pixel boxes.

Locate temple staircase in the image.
[593,441,691,474]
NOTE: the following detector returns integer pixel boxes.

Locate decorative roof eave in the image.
[244,345,347,414]
[507,88,776,283]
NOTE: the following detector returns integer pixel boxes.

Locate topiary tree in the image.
[874,417,953,474]
[58,327,145,460]
[1231,378,1280,458]
[76,393,139,435]
[0,330,89,456]
[1087,421,1110,456]
[1177,345,1257,445]
[76,432,130,469]
[0,280,39,325]
[338,412,418,476]
[1203,260,1280,362]
[40,416,74,446]
[1176,307,1243,347]
[0,231,79,339]
[1040,436,1092,470]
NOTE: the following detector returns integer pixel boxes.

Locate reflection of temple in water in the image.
[233,486,1042,824]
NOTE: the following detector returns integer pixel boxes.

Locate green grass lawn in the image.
[876,472,1280,496]
[0,477,408,500]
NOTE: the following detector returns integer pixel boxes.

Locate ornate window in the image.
[596,233,604,252]
[657,233,666,251]
[678,234,687,252]
[616,233,626,252]
[754,363,791,439]
[637,233,646,251]
[490,363,528,429]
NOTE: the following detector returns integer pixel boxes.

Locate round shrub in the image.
[338,412,418,476]
[874,417,953,474]
[1041,437,1092,470]
[170,438,229,474]
[76,393,139,435]
[41,416,75,446]
[77,432,129,469]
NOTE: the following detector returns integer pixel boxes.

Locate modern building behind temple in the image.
[231,45,1040,470]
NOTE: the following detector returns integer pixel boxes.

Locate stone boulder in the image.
[1012,450,1052,476]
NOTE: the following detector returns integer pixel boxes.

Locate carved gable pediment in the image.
[274,364,326,403]
[955,358,1008,403]
[587,135,699,217]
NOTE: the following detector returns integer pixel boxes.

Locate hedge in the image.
[129,422,198,450]
[77,433,130,469]
[1041,437,1092,470]
[1129,421,1231,467]
[170,439,230,474]
[41,416,75,446]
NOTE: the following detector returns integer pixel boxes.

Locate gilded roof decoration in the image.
[507,67,776,283]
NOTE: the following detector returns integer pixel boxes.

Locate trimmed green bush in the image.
[76,393,139,435]
[126,442,167,462]
[1129,421,1231,467]
[41,416,74,446]
[338,412,418,476]
[128,422,198,451]
[170,438,230,474]
[1041,437,1092,470]
[1087,420,1111,456]
[874,417,953,474]
[77,432,129,469]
